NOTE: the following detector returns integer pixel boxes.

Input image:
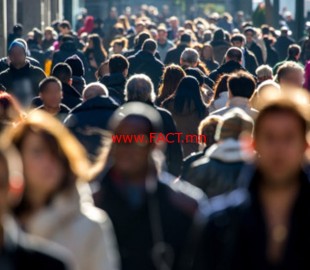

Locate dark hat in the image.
[65,54,85,77]
[180,33,191,43]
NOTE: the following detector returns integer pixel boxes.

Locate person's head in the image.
[287,44,301,60]
[169,16,179,29]
[225,47,242,64]
[253,99,309,186]
[65,54,85,77]
[244,27,256,43]
[212,74,230,100]
[7,111,89,215]
[142,39,157,55]
[215,107,254,141]
[109,54,129,77]
[52,63,72,84]
[107,102,162,180]
[38,77,62,110]
[111,38,128,54]
[180,48,199,68]
[256,65,273,83]
[228,71,256,99]
[213,28,225,42]
[44,27,54,41]
[135,32,151,49]
[157,24,168,43]
[174,76,206,118]
[280,26,289,36]
[231,34,246,48]
[13,24,23,36]
[201,43,215,61]
[198,115,221,148]
[185,68,205,87]
[82,82,108,101]
[180,33,191,45]
[58,21,72,35]
[158,64,186,100]
[96,60,109,80]
[109,7,118,19]
[0,92,23,128]
[8,40,27,68]
[135,20,146,34]
[125,74,156,103]
[277,61,304,88]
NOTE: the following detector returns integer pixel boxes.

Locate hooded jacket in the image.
[128,50,164,92]
[100,73,127,105]
[61,83,82,109]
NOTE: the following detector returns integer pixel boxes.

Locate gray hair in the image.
[180,48,199,65]
[256,65,273,79]
[82,82,108,101]
[125,74,156,103]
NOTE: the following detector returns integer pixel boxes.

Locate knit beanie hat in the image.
[65,54,85,77]
[8,40,26,54]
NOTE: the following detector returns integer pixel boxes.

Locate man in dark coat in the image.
[64,83,118,160]
[0,148,72,270]
[196,96,310,270]
[128,39,164,93]
[124,74,183,176]
[100,54,129,105]
[52,35,87,70]
[209,47,247,82]
[164,33,191,65]
[0,40,46,107]
[52,63,82,109]
[92,102,206,270]
[244,27,264,65]
[274,26,295,62]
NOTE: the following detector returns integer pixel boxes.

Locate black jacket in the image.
[244,48,258,76]
[100,73,127,105]
[128,51,164,93]
[247,41,263,65]
[0,56,41,73]
[52,41,88,70]
[61,82,82,109]
[64,96,118,160]
[93,167,206,270]
[1,217,71,270]
[274,36,295,62]
[164,44,188,65]
[0,62,46,106]
[209,61,247,82]
[196,167,310,270]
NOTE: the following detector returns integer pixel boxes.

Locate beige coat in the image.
[24,183,120,270]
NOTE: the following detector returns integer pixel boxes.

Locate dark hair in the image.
[39,77,62,93]
[213,28,225,41]
[135,32,151,49]
[52,63,72,83]
[109,54,129,74]
[288,44,301,58]
[173,76,207,118]
[13,24,23,34]
[228,72,256,98]
[157,65,186,104]
[84,33,107,63]
[59,20,71,29]
[254,103,307,138]
[231,34,245,43]
[226,47,242,62]
[213,74,230,100]
[142,39,157,52]
[261,24,270,35]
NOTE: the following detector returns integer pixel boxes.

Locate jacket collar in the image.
[227,96,250,108]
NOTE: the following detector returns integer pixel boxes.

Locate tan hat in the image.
[215,108,254,141]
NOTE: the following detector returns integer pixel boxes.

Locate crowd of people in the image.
[1,3,310,270]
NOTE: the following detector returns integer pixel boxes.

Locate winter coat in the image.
[72,76,86,95]
[247,41,263,65]
[92,166,206,270]
[100,73,127,105]
[61,83,82,109]
[209,40,231,64]
[243,48,258,76]
[128,51,164,93]
[0,62,46,107]
[1,216,73,270]
[157,40,175,62]
[164,44,188,65]
[0,56,41,73]
[208,92,228,113]
[64,96,119,160]
[209,61,246,82]
[274,36,295,61]
[187,139,250,197]
[23,183,120,270]
[211,97,258,120]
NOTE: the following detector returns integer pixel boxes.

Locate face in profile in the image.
[111,117,153,179]
[254,112,307,185]
[20,131,65,196]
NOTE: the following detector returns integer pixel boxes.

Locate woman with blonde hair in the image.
[4,110,120,270]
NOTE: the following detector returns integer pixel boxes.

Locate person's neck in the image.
[158,39,167,45]
[44,105,60,115]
